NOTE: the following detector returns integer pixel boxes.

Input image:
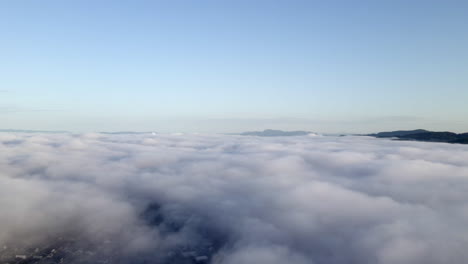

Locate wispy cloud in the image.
[0,105,65,114]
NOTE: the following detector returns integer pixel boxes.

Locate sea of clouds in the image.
[1,132,468,264]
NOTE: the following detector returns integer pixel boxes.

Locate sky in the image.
[1,0,467,133]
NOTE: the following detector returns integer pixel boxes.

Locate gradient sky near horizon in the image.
[1,0,467,133]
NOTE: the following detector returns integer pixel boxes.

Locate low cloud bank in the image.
[1,133,468,264]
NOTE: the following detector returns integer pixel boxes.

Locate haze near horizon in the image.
[1,0,467,133]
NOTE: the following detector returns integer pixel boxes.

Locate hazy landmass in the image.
[0,129,69,134]
[240,129,313,137]
[100,131,156,135]
[367,129,468,144]
[367,129,430,138]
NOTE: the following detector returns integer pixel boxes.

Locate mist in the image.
[1,132,468,264]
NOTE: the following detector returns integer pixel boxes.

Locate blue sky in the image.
[1,0,467,133]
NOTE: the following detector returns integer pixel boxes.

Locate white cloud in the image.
[1,133,468,263]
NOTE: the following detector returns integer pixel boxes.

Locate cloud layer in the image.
[1,133,468,264]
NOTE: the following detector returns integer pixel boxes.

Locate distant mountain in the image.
[241,129,312,137]
[399,132,458,142]
[367,129,468,144]
[0,129,68,133]
[100,131,156,135]
[453,138,468,144]
[368,129,429,138]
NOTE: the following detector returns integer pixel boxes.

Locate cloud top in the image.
[1,133,468,264]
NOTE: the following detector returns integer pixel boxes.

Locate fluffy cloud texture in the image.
[1,133,468,264]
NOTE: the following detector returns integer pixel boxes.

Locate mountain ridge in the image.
[367,129,468,144]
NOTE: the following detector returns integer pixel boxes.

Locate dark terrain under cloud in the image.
[1,133,468,264]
